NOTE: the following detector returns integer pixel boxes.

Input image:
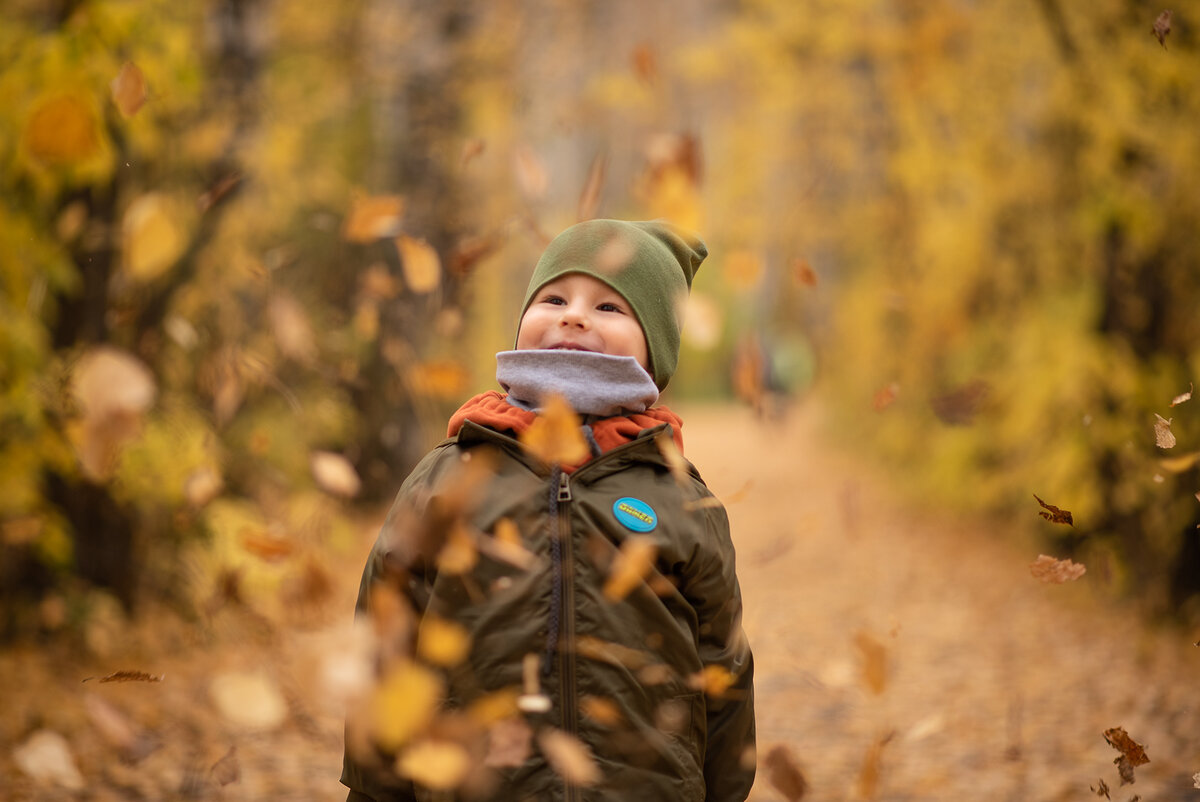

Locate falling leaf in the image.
[577,152,608,221]
[449,232,503,276]
[538,728,600,787]
[764,744,808,801]
[123,193,186,280]
[417,617,471,667]
[239,528,294,561]
[310,451,362,498]
[854,631,888,695]
[580,696,623,727]
[210,746,240,786]
[1103,727,1150,767]
[197,171,243,213]
[688,664,736,698]
[407,360,469,400]
[514,145,549,200]
[90,669,164,683]
[632,43,658,85]
[655,431,690,487]
[23,94,101,166]
[723,250,764,291]
[436,522,479,575]
[1170,383,1192,407]
[396,235,441,294]
[485,718,532,768]
[520,394,589,465]
[872,382,900,412]
[1115,755,1136,785]
[1091,777,1111,798]
[210,670,288,731]
[371,662,444,751]
[1193,770,1200,788]
[1033,494,1074,526]
[268,292,318,364]
[342,194,405,241]
[602,536,659,601]
[857,731,895,799]
[1029,554,1086,583]
[397,739,471,791]
[1160,452,1200,473]
[1152,9,1171,48]
[12,730,85,791]
[111,62,147,117]
[929,380,990,425]
[791,257,819,288]
[576,636,654,671]
[1154,414,1176,448]
[460,138,486,167]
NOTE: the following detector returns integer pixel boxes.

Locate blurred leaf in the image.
[371,662,443,751]
[857,731,895,799]
[764,744,809,801]
[520,394,589,465]
[111,62,147,117]
[873,382,900,412]
[407,359,468,400]
[654,431,689,487]
[1152,9,1171,48]
[239,528,294,561]
[577,152,607,222]
[123,194,186,280]
[688,664,735,698]
[1030,554,1086,583]
[602,535,658,602]
[398,738,471,791]
[210,745,240,786]
[83,694,158,762]
[484,717,532,768]
[1154,414,1176,449]
[723,250,763,292]
[460,137,486,167]
[1034,494,1074,526]
[417,616,471,667]
[184,466,223,507]
[86,670,164,683]
[12,730,84,791]
[579,695,623,727]
[23,94,101,166]
[790,257,819,288]
[1170,383,1192,407]
[682,293,722,350]
[538,728,600,787]
[929,380,990,425]
[437,522,479,576]
[854,630,887,695]
[269,292,318,365]
[448,231,503,277]
[514,145,548,200]
[74,347,157,419]
[632,44,658,85]
[210,670,288,730]
[342,194,405,242]
[396,235,441,294]
[310,451,361,498]
[1091,778,1111,798]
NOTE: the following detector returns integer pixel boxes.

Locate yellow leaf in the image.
[396,739,471,791]
[417,617,471,667]
[123,194,185,281]
[520,394,589,465]
[688,664,736,698]
[342,194,405,241]
[396,235,442,294]
[654,431,689,487]
[111,62,147,117]
[602,536,658,602]
[74,347,156,419]
[210,670,288,731]
[537,728,600,787]
[371,662,443,751]
[1160,452,1200,473]
[407,360,468,400]
[310,451,361,498]
[466,689,520,726]
[437,523,478,575]
[580,695,623,727]
[23,94,101,166]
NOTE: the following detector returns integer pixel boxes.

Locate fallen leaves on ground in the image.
[1030,554,1087,583]
[1034,494,1074,526]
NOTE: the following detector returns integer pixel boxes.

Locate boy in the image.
[342,219,755,801]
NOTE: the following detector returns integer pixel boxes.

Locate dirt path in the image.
[679,400,1199,801]
[3,401,1197,800]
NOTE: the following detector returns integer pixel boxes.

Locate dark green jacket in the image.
[342,419,755,801]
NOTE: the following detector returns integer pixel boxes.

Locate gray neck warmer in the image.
[496,349,660,418]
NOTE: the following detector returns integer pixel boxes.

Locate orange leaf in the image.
[602,536,658,602]
[1029,554,1086,584]
[396,235,441,294]
[111,62,147,117]
[538,728,600,787]
[520,394,589,465]
[854,630,887,695]
[342,194,405,242]
[23,94,101,165]
[1103,726,1149,767]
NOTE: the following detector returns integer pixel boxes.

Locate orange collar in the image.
[446,391,684,472]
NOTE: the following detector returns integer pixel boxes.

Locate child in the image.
[342,219,756,801]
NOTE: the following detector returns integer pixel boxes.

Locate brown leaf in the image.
[1029,554,1086,583]
[577,152,608,222]
[1152,9,1171,48]
[790,257,819,288]
[602,536,658,602]
[1170,382,1192,407]
[448,232,503,277]
[85,670,164,684]
[580,696,624,728]
[1103,727,1150,767]
[1091,777,1111,798]
[269,293,317,364]
[111,62,147,117]
[1033,494,1074,526]
[1154,414,1176,449]
[460,138,486,167]
[520,394,589,465]
[764,744,809,801]
[197,172,243,213]
[857,731,895,799]
[210,746,240,786]
[632,43,658,85]
[1115,755,1136,785]
[929,380,989,425]
[342,194,405,242]
[538,728,600,787]
[854,630,888,695]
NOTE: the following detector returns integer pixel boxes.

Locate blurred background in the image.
[2,0,1199,798]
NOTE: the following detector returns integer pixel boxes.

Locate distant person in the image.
[342,219,756,801]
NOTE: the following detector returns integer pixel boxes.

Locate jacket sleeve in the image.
[689,500,756,801]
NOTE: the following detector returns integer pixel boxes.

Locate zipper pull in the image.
[557,471,572,502]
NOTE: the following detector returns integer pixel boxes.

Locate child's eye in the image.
[597,302,623,313]
[541,295,566,305]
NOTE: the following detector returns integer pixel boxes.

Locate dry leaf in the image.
[371,662,443,751]
[655,431,690,487]
[688,664,736,698]
[1154,414,1176,448]
[764,744,808,801]
[1170,383,1192,407]
[602,536,658,602]
[857,731,894,799]
[485,718,532,768]
[269,292,317,364]
[1091,777,1111,798]
[1103,727,1150,767]
[111,62,147,117]
[436,523,479,575]
[854,631,887,695]
[84,669,164,683]
[1160,452,1200,473]
[538,728,600,787]
[580,695,623,727]
[1033,494,1074,526]
[460,138,486,167]
[1029,554,1087,583]
[1193,770,1199,789]
[520,394,589,465]
[929,380,989,425]
[576,636,653,671]
[577,152,608,222]
[123,194,185,280]
[632,43,658,85]
[239,528,294,561]
[791,257,819,288]
[342,194,405,241]
[396,235,441,294]
[210,745,240,786]
[1115,755,1136,785]
[210,670,288,731]
[12,730,85,791]
[407,360,469,400]
[514,145,549,200]
[310,451,362,498]
[1152,9,1171,48]
[197,171,243,213]
[23,94,101,166]
[872,382,900,412]
[397,739,471,791]
[417,617,471,667]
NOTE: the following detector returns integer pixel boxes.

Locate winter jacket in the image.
[342,398,755,801]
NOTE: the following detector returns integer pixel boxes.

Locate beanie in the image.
[518,219,707,391]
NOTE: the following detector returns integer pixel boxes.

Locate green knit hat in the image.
[518,219,707,390]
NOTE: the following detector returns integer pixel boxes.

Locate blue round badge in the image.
[613,497,657,533]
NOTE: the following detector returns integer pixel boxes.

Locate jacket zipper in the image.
[555,471,581,802]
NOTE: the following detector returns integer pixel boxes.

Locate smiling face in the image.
[515,273,649,370]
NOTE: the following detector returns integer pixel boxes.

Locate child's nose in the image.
[558,304,589,328]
